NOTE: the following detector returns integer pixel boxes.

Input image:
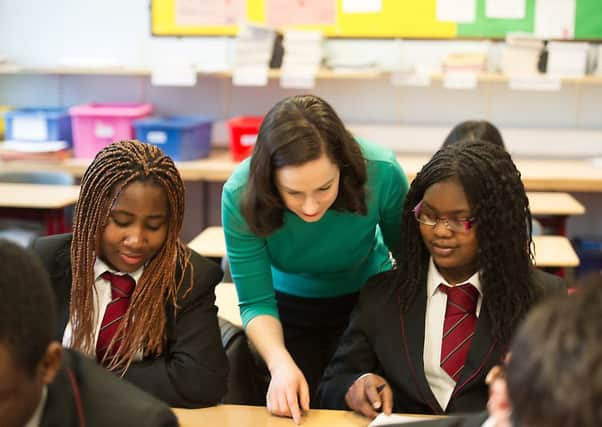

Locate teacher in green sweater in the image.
[221,94,409,423]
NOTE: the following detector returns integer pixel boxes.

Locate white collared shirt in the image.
[24,386,46,427]
[423,257,483,410]
[62,258,144,359]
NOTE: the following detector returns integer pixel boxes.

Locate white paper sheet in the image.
[369,413,432,426]
[436,0,476,23]
[342,0,382,14]
[534,0,575,39]
[485,0,525,19]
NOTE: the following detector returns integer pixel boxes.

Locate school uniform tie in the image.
[96,271,135,364]
[439,283,479,382]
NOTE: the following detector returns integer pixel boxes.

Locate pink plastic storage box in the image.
[69,103,153,158]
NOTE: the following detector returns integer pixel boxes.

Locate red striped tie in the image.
[439,283,479,382]
[96,271,135,364]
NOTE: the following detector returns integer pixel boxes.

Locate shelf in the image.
[1,64,601,84]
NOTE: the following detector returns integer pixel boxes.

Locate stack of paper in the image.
[442,52,487,73]
[547,41,590,77]
[232,24,276,86]
[500,34,544,76]
[280,30,324,89]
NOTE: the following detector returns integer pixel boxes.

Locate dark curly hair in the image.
[395,139,535,345]
[241,94,367,237]
[507,274,602,427]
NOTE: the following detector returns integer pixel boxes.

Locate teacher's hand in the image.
[345,373,393,419]
[266,357,310,424]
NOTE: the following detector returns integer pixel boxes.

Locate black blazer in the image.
[42,349,178,427]
[317,267,565,415]
[31,233,229,409]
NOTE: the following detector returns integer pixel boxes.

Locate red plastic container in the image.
[227,116,263,161]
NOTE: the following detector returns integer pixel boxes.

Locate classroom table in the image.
[527,192,585,236]
[0,183,80,234]
[4,149,602,191]
[202,234,579,327]
[1,149,597,232]
[172,404,438,427]
[188,228,581,269]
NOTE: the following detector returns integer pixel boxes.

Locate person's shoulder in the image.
[64,349,178,426]
[360,269,399,299]
[176,248,223,298]
[530,266,568,297]
[29,233,72,269]
[357,137,397,165]
[223,157,251,195]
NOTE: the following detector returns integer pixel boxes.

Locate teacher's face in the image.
[275,154,340,223]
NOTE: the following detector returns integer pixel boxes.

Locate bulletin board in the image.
[151,0,602,39]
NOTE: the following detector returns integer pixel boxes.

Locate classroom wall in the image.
[1,0,602,240]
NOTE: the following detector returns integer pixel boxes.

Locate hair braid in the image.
[70,140,192,371]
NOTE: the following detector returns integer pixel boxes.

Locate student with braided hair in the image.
[318,139,566,417]
[31,140,228,408]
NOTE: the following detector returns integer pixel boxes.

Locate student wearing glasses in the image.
[317,140,565,417]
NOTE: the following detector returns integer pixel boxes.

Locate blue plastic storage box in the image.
[5,107,72,146]
[572,236,602,278]
[133,116,213,161]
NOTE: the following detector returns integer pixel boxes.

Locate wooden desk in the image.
[172,404,436,427]
[0,183,80,234]
[205,236,578,329]
[527,192,585,236]
[4,150,602,192]
[188,226,226,258]
[532,235,580,268]
[214,282,241,327]
[527,192,585,216]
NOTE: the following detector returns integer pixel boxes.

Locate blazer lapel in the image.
[41,361,79,426]
[399,285,443,414]
[452,302,498,396]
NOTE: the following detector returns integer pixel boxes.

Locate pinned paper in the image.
[508,75,562,91]
[534,0,575,39]
[342,0,382,14]
[436,0,476,23]
[151,66,197,87]
[390,71,432,87]
[266,0,336,26]
[175,0,246,26]
[280,66,318,89]
[232,66,269,86]
[443,71,478,89]
[486,0,525,19]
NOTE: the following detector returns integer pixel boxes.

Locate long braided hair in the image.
[70,140,192,371]
[396,139,536,345]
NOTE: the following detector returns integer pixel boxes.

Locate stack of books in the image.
[280,30,324,89]
[232,24,276,86]
[500,34,544,75]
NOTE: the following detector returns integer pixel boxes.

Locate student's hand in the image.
[266,357,310,424]
[486,365,512,427]
[345,373,393,419]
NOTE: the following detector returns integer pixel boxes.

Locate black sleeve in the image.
[317,277,384,409]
